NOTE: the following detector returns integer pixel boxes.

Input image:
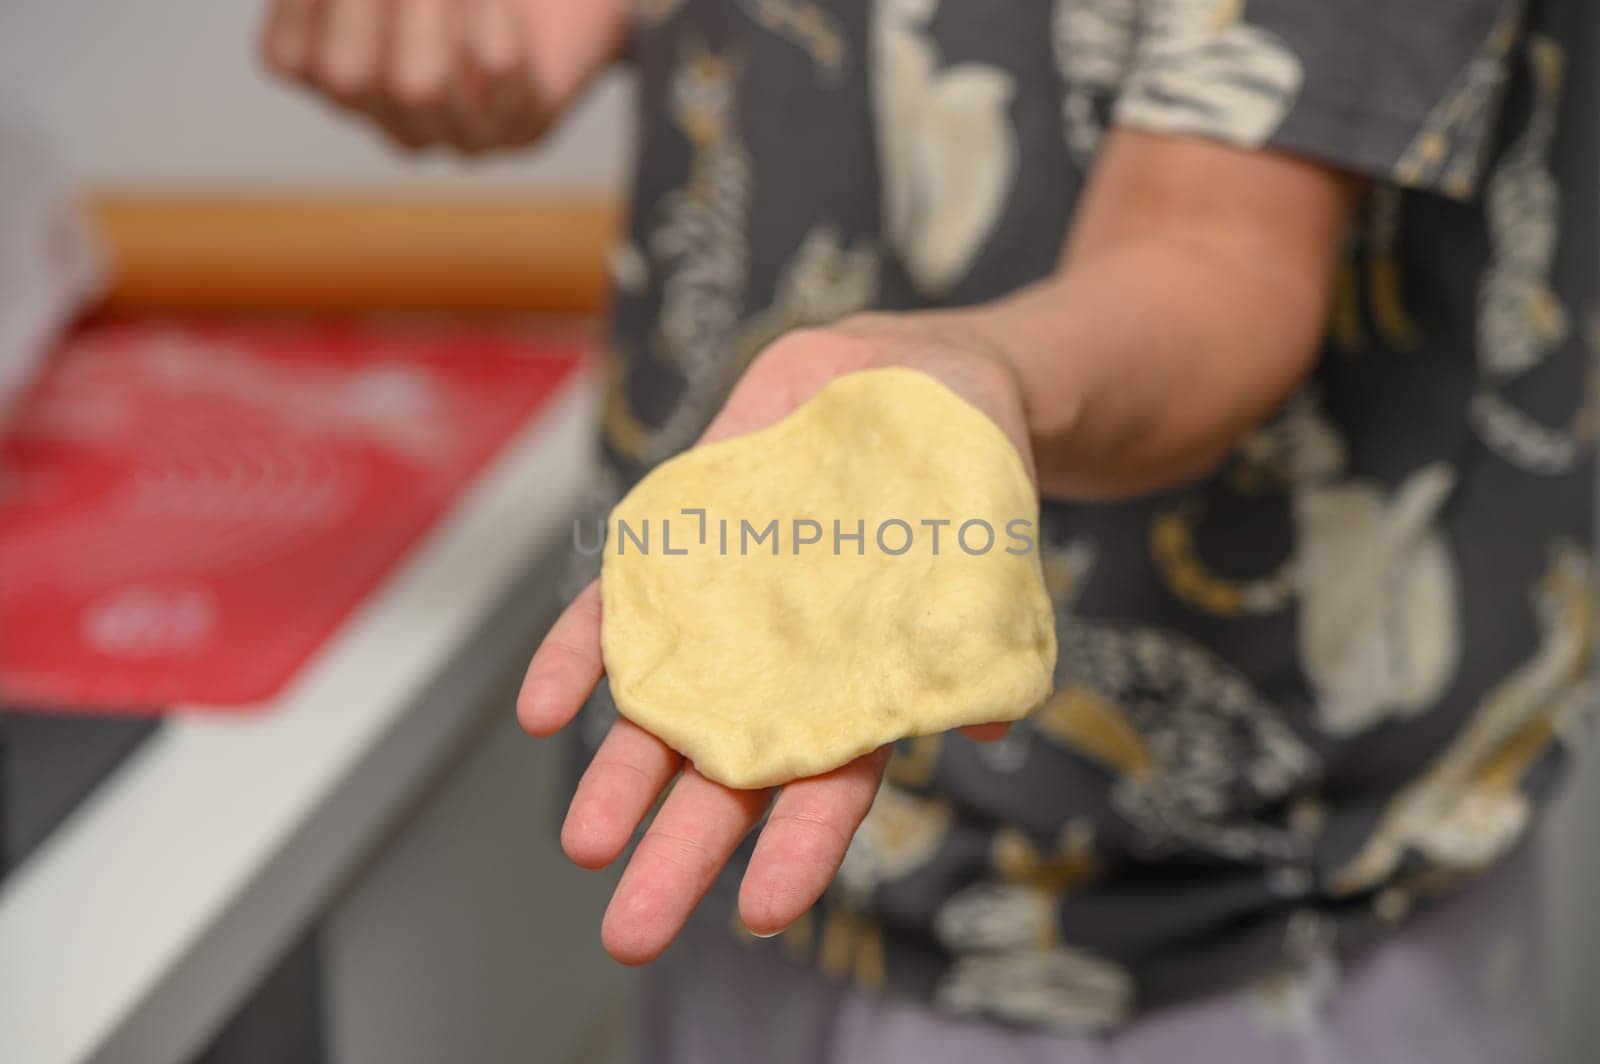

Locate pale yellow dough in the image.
[600,368,1058,789]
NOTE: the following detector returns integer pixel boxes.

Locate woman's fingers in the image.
[384,0,456,143]
[446,0,542,151]
[561,718,682,869]
[517,580,605,737]
[314,0,386,103]
[464,0,523,85]
[601,769,772,965]
[960,721,1012,742]
[264,0,555,153]
[737,748,887,936]
[262,0,325,76]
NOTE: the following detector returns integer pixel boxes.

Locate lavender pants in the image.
[637,852,1544,1064]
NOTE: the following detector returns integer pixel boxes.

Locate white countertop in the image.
[0,373,595,1064]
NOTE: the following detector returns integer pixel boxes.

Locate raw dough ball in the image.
[600,368,1057,788]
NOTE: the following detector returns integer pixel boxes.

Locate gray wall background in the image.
[0,0,632,191]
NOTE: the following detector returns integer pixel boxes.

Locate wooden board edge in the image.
[87,192,621,315]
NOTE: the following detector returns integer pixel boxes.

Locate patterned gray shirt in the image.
[574,0,1598,1030]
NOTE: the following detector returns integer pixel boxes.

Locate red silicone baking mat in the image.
[0,318,584,714]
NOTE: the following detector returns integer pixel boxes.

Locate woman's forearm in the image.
[944,130,1357,500]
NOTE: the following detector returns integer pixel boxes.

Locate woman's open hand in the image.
[517,317,1031,964]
